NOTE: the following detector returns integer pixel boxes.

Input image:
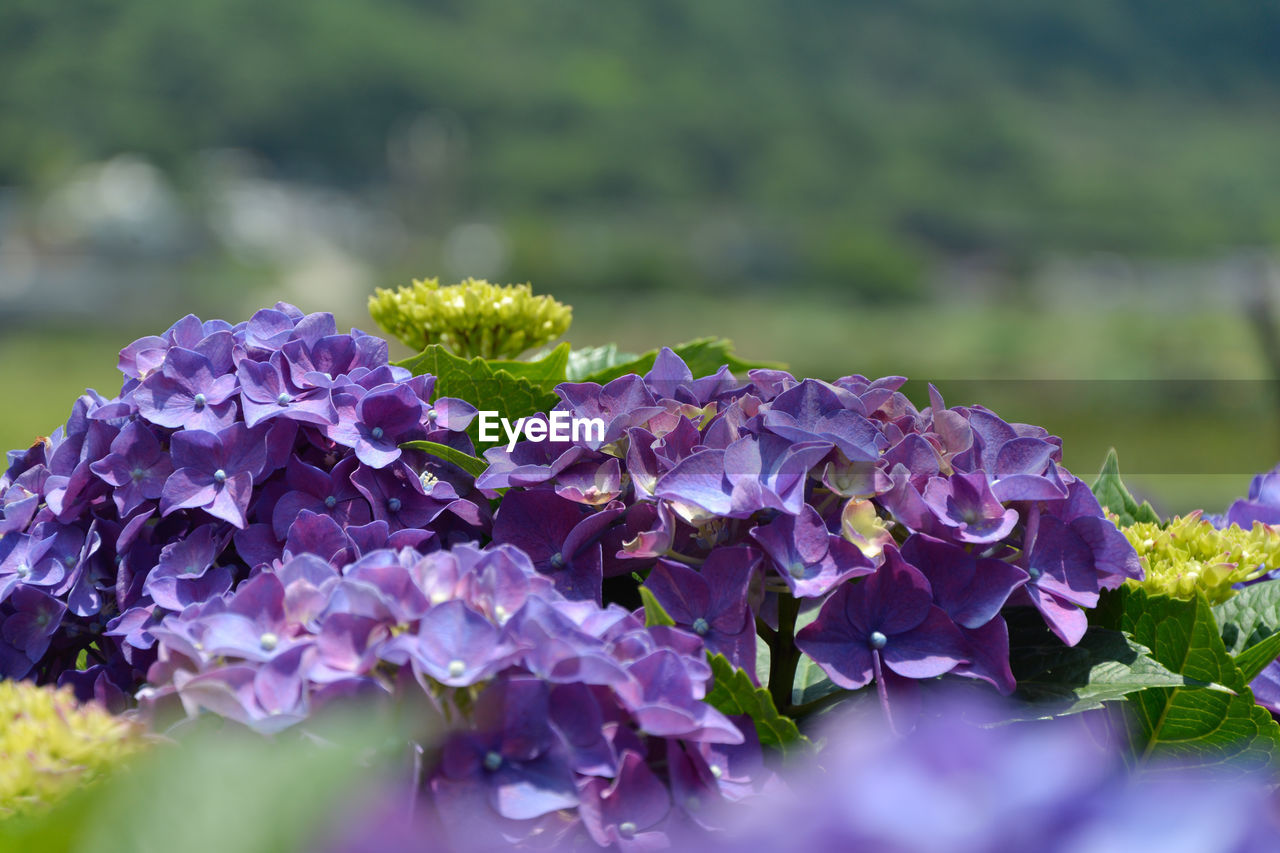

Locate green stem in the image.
[788,689,853,720]
[814,490,841,515]
[769,593,802,716]
[662,550,705,567]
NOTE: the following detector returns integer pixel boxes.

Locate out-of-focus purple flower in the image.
[436,676,579,820]
[578,750,672,851]
[694,692,1280,853]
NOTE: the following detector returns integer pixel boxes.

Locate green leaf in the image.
[0,711,400,853]
[704,653,808,756]
[578,337,785,385]
[1120,588,1280,770]
[1216,582,1280,681]
[1215,580,1280,656]
[565,343,639,381]
[396,345,559,450]
[1007,611,1219,719]
[638,586,676,627]
[400,440,488,478]
[484,342,571,394]
[1090,448,1160,526]
[791,653,843,708]
[1235,631,1280,684]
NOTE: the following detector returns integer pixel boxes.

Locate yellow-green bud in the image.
[0,681,144,818]
[368,277,572,360]
[1120,510,1280,604]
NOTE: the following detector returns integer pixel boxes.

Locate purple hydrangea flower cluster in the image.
[0,306,1147,846]
[1216,464,1280,713]
[479,351,1140,714]
[0,306,488,704]
[143,543,769,847]
[1222,465,1280,530]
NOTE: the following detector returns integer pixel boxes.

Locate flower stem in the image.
[662,550,705,567]
[770,593,801,715]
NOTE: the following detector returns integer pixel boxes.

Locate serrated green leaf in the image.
[400,440,488,478]
[1215,580,1280,656]
[565,343,639,381]
[638,586,676,627]
[484,342,571,394]
[1090,448,1160,527]
[1235,631,1280,684]
[1120,588,1280,771]
[704,653,808,757]
[1007,609,1221,719]
[396,345,559,450]
[578,337,785,385]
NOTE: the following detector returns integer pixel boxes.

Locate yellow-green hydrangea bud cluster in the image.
[0,681,143,818]
[1122,511,1280,604]
[368,277,572,359]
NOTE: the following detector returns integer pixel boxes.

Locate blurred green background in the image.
[2,0,1280,513]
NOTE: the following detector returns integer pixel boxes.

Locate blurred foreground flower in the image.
[0,681,142,818]
[697,696,1280,853]
[369,278,571,358]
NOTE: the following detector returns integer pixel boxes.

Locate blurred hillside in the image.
[2,0,1280,512]
[3,0,1280,302]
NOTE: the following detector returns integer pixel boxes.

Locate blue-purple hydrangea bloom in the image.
[0,306,1146,846]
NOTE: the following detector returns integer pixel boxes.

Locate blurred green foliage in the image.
[0,710,404,853]
[2,0,1280,297]
[2,0,1277,515]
